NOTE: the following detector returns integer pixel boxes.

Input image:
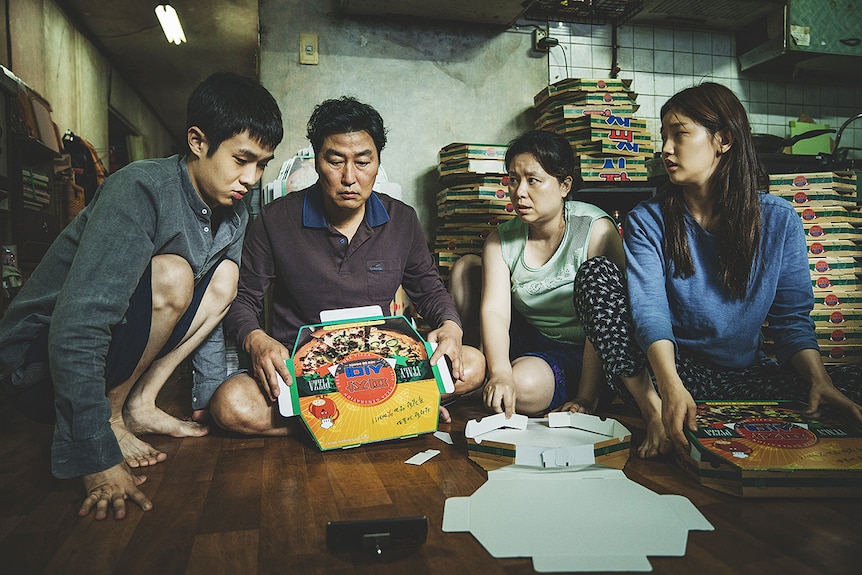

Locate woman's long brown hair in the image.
[659,82,768,300]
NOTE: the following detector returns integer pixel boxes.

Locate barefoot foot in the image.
[554,396,599,414]
[636,416,673,459]
[109,417,168,468]
[124,404,210,439]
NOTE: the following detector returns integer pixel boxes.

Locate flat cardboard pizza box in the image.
[679,400,862,497]
[277,307,454,451]
[465,412,631,472]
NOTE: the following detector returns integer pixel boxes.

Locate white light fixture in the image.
[155,4,186,45]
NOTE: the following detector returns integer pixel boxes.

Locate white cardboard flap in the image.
[548,411,627,439]
[319,305,383,322]
[533,554,653,573]
[428,341,455,393]
[465,413,529,442]
[276,373,295,418]
[441,496,471,532]
[538,445,596,468]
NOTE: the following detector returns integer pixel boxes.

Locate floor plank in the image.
[2,371,862,574]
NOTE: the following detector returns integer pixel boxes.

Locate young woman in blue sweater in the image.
[625,82,862,452]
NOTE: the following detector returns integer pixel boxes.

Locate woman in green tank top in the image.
[473,130,670,459]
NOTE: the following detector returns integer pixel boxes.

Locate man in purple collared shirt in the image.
[210,96,485,434]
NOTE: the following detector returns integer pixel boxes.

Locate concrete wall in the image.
[7,0,175,160]
[259,0,547,234]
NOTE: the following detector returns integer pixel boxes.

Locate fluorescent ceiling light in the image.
[155,4,186,45]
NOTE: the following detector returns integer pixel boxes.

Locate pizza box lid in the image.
[276,306,454,451]
[678,400,862,497]
[464,412,631,472]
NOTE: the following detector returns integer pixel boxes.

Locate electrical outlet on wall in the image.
[532,28,548,52]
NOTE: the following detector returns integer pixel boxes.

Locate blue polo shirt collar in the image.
[303,184,391,228]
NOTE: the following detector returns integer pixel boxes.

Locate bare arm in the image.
[647,339,696,453]
[480,231,517,417]
[791,348,862,425]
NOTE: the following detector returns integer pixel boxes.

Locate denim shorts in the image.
[2,259,220,423]
[509,310,585,411]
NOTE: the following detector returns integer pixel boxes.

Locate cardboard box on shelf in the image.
[679,400,862,497]
[277,308,454,451]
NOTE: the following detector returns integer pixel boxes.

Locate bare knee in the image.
[209,374,271,434]
[151,254,194,317]
[510,357,555,415]
[454,345,486,395]
[206,260,239,310]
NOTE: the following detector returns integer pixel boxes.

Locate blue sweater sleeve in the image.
[624,203,677,354]
[763,203,819,365]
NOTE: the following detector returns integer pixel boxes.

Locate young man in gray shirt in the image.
[0,71,282,520]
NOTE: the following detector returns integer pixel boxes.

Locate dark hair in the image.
[187,71,283,156]
[505,130,582,193]
[659,82,766,300]
[306,96,387,157]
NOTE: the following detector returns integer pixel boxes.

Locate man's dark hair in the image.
[306,96,387,157]
[187,71,283,156]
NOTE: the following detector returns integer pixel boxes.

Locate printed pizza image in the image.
[294,323,427,376]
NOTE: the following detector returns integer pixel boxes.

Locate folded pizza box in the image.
[438,158,506,178]
[464,412,631,472]
[436,185,509,206]
[808,256,858,273]
[795,204,862,223]
[581,172,649,183]
[278,307,453,451]
[819,343,862,362]
[573,137,655,157]
[679,400,862,497]
[769,171,856,192]
[438,143,508,163]
[811,275,858,291]
[561,103,639,119]
[814,290,862,307]
[815,326,862,343]
[437,201,515,219]
[804,222,861,239]
[565,113,648,132]
[434,235,486,254]
[807,239,862,257]
[811,305,862,328]
[775,190,856,207]
[535,88,638,110]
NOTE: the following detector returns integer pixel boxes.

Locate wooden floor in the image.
[2,369,862,575]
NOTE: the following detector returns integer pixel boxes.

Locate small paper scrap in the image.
[405,449,440,465]
[434,431,454,445]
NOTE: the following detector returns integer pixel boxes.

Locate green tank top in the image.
[498,201,610,345]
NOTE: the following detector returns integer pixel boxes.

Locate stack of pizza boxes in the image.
[533,78,653,183]
[434,143,516,281]
[770,170,862,363]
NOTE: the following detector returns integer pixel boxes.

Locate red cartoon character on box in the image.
[309,396,339,429]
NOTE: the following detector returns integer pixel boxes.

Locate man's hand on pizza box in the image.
[244,329,293,402]
[426,320,464,381]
